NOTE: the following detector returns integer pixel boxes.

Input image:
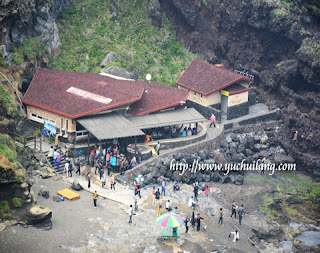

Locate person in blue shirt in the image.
[182,127,187,137]
[231,201,237,218]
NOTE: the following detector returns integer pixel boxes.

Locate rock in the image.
[52,176,61,181]
[237,144,246,155]
[149,0,162,28]
[225,135,232,143]
[234,174,244,185]
[260,134,268,144]
[66,144,77,158]
[100,66,132,79]
[174,153,182,161]
[246,149,254,157]
[246,136,254,148]
[230,134,240,142]
[52,195,61,202]
[213,151,227,166]
[254,136,261,144]
[157,175,167,184]
[39,161,44,167]
[163,157,172,167]
[71,179,83,191]
[269,202,282,212]
[273,154,295,165]
[40,172,50,179]
[286,197,304,205]
[252,227,283,240]
[229,142,237,150]
[171,171,182,182]
[210,172,222,182]
[165,169,173,179]
[201,174,209,182]
[253,144,261,152]
[38,189,50,199]
[100,52,116,67]
[24,205,52,225]
[239,137,247,146]
[144,173,153,185]
[151,167,161,178]
[220,175,233,184]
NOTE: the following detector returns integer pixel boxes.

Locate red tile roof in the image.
[23,69,145,119]
[223,83,249,96]
[127,82,188,116]
[177,59,253,96]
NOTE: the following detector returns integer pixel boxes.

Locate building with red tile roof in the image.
[177,59,253,120]
[23,69,193,142]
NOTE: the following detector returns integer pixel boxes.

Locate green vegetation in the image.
[0,53,8,68]
[249,173,320,223]
[0,133,25,180]
[12,38,47,65]
[49,0,198,86]
[297,38,320,66]
[0,201,12,220]
[0,82,19,118]
[12,197,22,208]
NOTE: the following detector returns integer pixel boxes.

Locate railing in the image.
[234,70,255,80]
[8,131,43,151]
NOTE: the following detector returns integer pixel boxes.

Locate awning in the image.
[127,108,206,129]
[77,112,145,140]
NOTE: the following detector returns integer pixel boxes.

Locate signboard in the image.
[66,87,112,104]
[44,121,56,137]
[220,90,229,96]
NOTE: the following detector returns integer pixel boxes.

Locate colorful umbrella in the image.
[156,212,185,228]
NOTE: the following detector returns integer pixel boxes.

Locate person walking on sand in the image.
[210,113,216,128]
[155,188,160,202]
[161,180,166,196]
[128,204,133,224]
[238,204,245,225]
[110,174,115,190]
[75,158,81,175]
[196,213,204,231]
[193,184,199,201]
[101,172,106,188]
[218,208,224,226]
[231,201,237,218]
[156,141,161,155]
[88,172,92,188]
[191,209,196,228]
[204,185,210,203]
[185,216,190,234]
[157,200,162,217]
[93,191,99,208]
[152,187,156,207]
[64,160,69,177]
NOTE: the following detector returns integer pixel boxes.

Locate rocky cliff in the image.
[158,0,320,174]
[0,0,73,65]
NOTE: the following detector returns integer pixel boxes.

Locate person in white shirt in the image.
[128,205,133,224]
[230,230,240,243]
[166,200,172,211]
[64,161,69,177]
[188,197,195,208]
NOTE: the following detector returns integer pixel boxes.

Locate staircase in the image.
[46,152,69,174]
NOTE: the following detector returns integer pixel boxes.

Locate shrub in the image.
[13,197,22,208]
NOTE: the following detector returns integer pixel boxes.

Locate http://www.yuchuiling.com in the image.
[169,159,296,176]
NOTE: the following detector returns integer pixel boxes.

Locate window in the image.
[187,89,190,98]
[66,120,69,131]
[200,94,203,103]
[193,92,197,100]
[30,113,56,125]
[60,118,63,130]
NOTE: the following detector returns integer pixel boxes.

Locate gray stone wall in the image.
[227,102,249,120]
[186,100,221,123]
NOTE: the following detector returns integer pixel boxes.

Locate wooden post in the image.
[34,136,36,149]
[40,136,42,152]
[87,133,90,163]
[134,136,137,156]
[196,122,198,132]
[24,137,26,148]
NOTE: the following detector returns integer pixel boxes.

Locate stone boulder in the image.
[24,205,52,225]
[237,144,246,155]
[273,154,295,165]
[163,157,172,167]
[165,169,173,179]
[159,165,167,176]
[254,136,261,144]
[71,179,83,191]
[247,136,255,150]
[253,144,261,152]
[151,167,161,178]
[100,52,116,67]
[144,173,153,185]
[225,135,232,143]
[220,175,234,184]
[157,175,167,185]
[171,171,182,182]
[230,133,240,142]
[38,189,50,199]
[66,144,78,158]
[234,174,244,185]
[100,66,131,79]
[174,153,182,161]
[203,174,210,182]
[213,151,227,166]
[210,172,222,182]
[252,227,283,240]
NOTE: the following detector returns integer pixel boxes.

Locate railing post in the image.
[40,136,42,152]
[24,137,26,148]
[34,136,36,149]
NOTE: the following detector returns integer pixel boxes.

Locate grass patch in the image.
[0,82,19,118]
[49,0,199,86]
[12,197,22,208]
[0,201,12,220]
